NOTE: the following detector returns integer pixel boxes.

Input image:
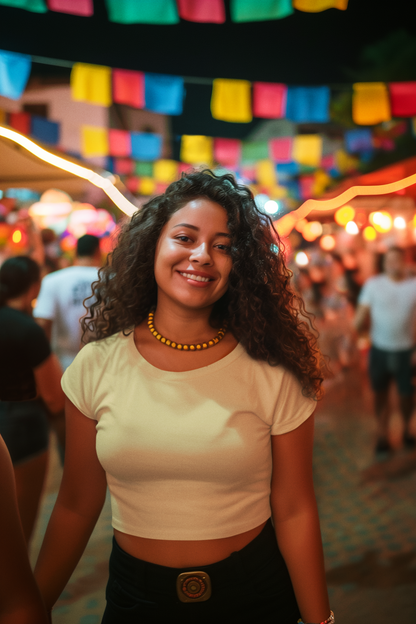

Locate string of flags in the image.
[0,0,348,23]
[2,48,416,127]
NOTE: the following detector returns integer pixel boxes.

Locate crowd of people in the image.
[0,169,415,623]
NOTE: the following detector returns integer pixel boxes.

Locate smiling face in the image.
[154,198,232,313]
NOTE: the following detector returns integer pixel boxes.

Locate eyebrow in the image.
[173,223,231,238]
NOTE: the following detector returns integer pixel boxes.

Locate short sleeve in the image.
[357,280,372,306]
[271,369,316,435]
[61,344,96,420]
[33,274,56,320]
[26,321,51,368]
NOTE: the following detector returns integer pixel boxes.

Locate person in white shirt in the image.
[355,246,416,453]
[34,234,101,372]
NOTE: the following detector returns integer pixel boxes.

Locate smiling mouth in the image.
[179,272,213,283]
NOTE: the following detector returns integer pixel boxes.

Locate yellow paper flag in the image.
[153,159,179,183]
[335,149,359,174]
[211,79,252,123]
[256,160,276,186]
[292,135,322,168]
[71,63,112,107]
[181,135,213,165]
[352,83,391,125]
[294,0,348,11]
[82,126,109,157]
[138,177,156,196]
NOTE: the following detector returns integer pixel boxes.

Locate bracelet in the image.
[297,610,334,624]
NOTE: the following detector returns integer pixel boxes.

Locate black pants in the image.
[102,519,300,624]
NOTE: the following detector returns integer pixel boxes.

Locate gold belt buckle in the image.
[176,571,212,603]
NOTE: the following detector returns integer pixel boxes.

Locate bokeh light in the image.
[302,221,323,242]
[363,226,377,241]
[345,221,359,235]
[12,229,22,244]
[335,205,355,226]
[393,216,406,229]
[369,211,393,233]
[295,251,309,267]
[320,235,336,251]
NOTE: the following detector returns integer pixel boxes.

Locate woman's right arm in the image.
[34,397,107,611]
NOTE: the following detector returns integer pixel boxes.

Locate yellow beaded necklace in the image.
[147,311,228,351]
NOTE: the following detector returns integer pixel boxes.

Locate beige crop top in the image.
[61,331,315,540]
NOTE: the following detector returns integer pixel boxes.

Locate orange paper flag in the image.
[294,0,348,11]
[292,135,322,168]
[180,135,213,164]
[81,126,109,157]
[352,83,391,126]
[71,63,112,107]
[211,79,252,123]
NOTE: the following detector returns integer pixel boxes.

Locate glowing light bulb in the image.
[394,216,406,230]
[295,251,309,267]
[302,221,323,242]
[345,221,359,235]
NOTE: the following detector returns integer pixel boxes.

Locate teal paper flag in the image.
[0,0,46,11]
[104,0,179,24]
[230,0,293,22]
[0,49,31,100]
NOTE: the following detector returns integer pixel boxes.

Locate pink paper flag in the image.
[389,82,416,118]
[269,137,292,163]
[109,129,132,157]
[253,83,287,119]
[214,138,241,166]
[177,0,225,23]
[113,69,145,108]
[47,0,93,16]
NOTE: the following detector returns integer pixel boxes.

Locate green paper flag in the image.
[241,141,269,163]
[104,0,179,24]
[230,0,293,22]
[0,0,47,12]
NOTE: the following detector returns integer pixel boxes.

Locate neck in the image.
[387,273,405,282]
[152,302,218,345]
[5,297,30,314]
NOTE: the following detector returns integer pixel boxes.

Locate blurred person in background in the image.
[34,233,101,372]
[355,246,416,453]
[0,256,65,545]
[0,434,48,624]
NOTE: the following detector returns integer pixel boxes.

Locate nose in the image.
[189,242,212,265]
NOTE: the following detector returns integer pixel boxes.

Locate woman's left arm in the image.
[271,412,331,624]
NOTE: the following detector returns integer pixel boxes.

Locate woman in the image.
[35,170,333,624]
[0,434,48,623]
[0,256,65,545]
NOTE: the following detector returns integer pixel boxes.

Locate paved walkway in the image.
[30,358,416,623]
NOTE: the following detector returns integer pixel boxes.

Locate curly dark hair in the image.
[83,169,324,398]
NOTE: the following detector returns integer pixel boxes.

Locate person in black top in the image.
[0,256,65,545]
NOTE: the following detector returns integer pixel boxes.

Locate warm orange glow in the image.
[320,235,336,250]
[355,210,367,228]
[275,213,296,237]
[363,226,377,241]
[302,221,323,242]
[12,229,22,244]
[369,211,392,233]
[334,205,355,226]
[295,218,308,233]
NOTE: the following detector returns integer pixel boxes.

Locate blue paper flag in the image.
[345,128,373,153]
[144,74,184,115]
[31,116,60,145]
[130,132,163,161]
[0,49,31,100]
[286,86,330,123]
[276,162,300,180]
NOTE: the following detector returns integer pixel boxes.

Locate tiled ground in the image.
[30,358,416,623]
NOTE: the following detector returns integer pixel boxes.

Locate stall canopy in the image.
[0,125,109,197]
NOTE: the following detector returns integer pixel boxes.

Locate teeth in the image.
[180,272,210,282]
